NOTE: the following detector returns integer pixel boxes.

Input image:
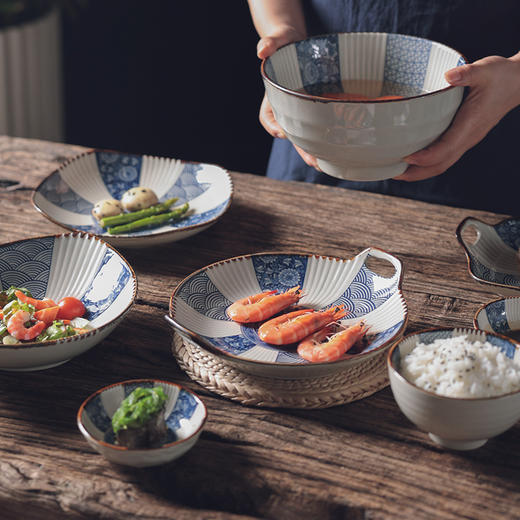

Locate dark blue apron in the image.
[266,0,519,215]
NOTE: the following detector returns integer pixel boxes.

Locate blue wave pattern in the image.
[166,390,198,431]
[81,249,132,321]
[39,171,93,215]
[361,321,403,353]
[484,300,509,334]
[162,163,209,204]
[470,257,520,288]
[176,271,232,320]
[0,236,54,297]
[384,34,431,89]
[252,254,308,290]
[495,218,520,251]
[96,152,142,201]
[296,34,341,95]
[207,334,258,356]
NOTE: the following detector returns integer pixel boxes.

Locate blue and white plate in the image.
[77,379,207,467]
[456,216,520,297]
[32,150,233,248]
[0,233,137,371]
[168,248,408,378]
[474,297,520,342]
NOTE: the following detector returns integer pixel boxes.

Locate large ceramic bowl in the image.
[456,216,520,297]
[167,248,408,378]
[262,32,465,181]
[388,328,520,450]
[0,233,136,371]
[474,297,520,342]
[32,150,233,248]
[77,379,207,467]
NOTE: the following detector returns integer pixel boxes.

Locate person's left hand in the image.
[395,53,520,182]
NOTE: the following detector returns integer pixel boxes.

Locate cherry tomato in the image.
[57,297,86,320]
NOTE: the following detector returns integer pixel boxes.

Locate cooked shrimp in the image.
[227,286,302,323]
[258,306,348,345]
[297,321,368,363]
[7,310,46,341]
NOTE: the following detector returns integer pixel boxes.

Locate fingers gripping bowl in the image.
[167,248,408,379]
[262,32,465,181]
[0,233,137,371]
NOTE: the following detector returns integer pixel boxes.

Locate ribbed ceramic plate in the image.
[457,216,520,296]
[167,248,408,378]
[32,150,233,248]
[474,297,520,342]
[0,233,137,370]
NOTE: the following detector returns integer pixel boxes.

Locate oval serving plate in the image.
[32,150,233,248]
[167,248,408,379]
[456,216,520,296]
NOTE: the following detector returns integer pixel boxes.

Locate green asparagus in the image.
[99,197,179,228]
[107,203,189,235]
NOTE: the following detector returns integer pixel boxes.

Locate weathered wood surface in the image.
[0,135,518,520]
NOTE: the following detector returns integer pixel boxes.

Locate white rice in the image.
[401,335,520,398]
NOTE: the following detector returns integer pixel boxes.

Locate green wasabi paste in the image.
[112,386,166,434]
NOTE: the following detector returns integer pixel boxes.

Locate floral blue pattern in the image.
[166,390,198,430]
[96,152,142,201]
[484,300,509,334]
[252,254,308,290]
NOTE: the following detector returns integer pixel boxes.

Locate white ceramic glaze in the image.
[32,150,233,248]
[0,233,136,370]
[168,247,408,379]
[262,32,464,181]
[77,379,207,467]
[457,217,520,297]
[388,328,520,450]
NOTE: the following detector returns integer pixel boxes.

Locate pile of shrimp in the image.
[226,286,368,363]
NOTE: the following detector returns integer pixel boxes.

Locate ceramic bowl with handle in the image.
[167,247,408,379]
[262,32,465,182]
[388,328,520,450]
[77,379,207,467]
[32,150,233,248]
[456,216,520,297]
[0,232,136,371]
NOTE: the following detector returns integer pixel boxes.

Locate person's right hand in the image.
[256,27,321,170]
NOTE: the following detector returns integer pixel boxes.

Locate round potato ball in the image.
[92,199,123,221]
[121,187,159,212]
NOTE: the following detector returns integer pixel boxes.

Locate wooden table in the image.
[0,135,518,520]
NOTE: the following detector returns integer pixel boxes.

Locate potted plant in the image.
[0,1,84,140]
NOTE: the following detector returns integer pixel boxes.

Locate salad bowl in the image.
[167,248,408,378]
[77,379,207,467]
[32,150,233,248]
[456,216,520,296]
[0,233,137,371]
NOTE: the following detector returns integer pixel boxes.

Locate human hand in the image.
[257,27,321,170]
[395,53,520,182]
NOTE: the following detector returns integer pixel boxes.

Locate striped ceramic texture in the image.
[474,297,520,339]
[388,328,520,450]
[169,248,407,377]
[262,32,465,182]
[0,233,136,370]
[77,379,207,467]
[457,217,520,297]
[32,150,233,248]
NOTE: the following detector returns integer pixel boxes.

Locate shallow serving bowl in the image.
[474,297,520,342]
[0,233,136,371]
[456,216,520,297]
[388,328,520,450]
[77,379,207,467]
[167,247,408,379]
[32,150,233,248]
[262,32,464,181]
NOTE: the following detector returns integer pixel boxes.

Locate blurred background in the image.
[0,0,272,175]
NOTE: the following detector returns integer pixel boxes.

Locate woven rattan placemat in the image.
[172,333,389,408]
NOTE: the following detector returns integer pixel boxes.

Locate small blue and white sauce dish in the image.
[32,150,233,248]
[457,216,520,297]
[167,247,408,379]
[0,233,136,371]
[77,379,207,467]
[474,297,520,342]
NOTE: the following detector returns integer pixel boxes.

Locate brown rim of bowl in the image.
[387,327,520,401]
[0,231,137,350]
[261,31,468,104]
[31,148,234,240]
[168,248,408,368]
[76,378,208,452]
[455,216,520,294]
